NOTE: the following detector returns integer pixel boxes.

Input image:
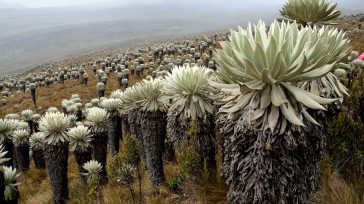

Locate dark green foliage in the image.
[108,135,143,204]
[167,175,182,193]
[168,114,217,180]
[86,176,103,203]
[121,135,140,166]
[176,119,201,180]
[326,70,364,196]
[108,135,140,183]
[201,160,209,198]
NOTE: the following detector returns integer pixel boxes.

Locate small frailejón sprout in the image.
[68,125,93,184]
[82,160,102,179]
[116,163,137,203]
[3,166,20,202]
[86,107,109,185]
[29,132,46,169]
[39,112,71,204]
[280,0,341,26]
[82,160,104,201]
[162,65,217,176]
[100,98,122,156]
[213,21,351,203]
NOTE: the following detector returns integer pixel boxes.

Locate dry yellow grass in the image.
[0,58,141,117]
[17,144,228,204]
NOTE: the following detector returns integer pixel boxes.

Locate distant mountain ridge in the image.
[0,0,362,74]
[0,0,27,9]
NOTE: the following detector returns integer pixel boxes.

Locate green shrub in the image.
[326,70,364,198]
[108,135,141,185]
[176,119,201,179]
[167,175,183,193]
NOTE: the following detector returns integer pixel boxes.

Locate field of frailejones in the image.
[0,12,363,204]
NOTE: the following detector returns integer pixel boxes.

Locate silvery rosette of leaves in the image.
[121,78,168,113]
[213,20,350,135]
[0,119,17,143]
[32,114,41,123]
[3,166,21,201]
[96,82,105,91]
[100,98,122,116]
[66,104,78,115]
[67,114,78,128]
[116,163,136,185]
[110,90,124,100]
[298,27,351,99]
[12,129,30,146]
[30,132,45,150]
[47,107,59,113]
[68,125,93,152]
[71,94,81,100]
[38,112,71,145]
[16,121,31,133]
[0,145,10,164]
[161,65,216,119]
[82,160,102,177]
[21,109,33,122]
[280,0,341,26]
[90,98,100,107]
[4,114,20,120]
[61,99,69,108]
[85,107,109,133]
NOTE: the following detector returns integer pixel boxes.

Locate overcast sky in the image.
[2,0,164,7]
[0,0,356,8]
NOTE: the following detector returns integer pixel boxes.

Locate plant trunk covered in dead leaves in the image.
[167,112,217,178]
[73,148,92,185]
[220,117,325,204]
[108,114,121,156]
[15,144,30,171]
[0,170,4,203]
[44,143,69,204]
[93,132,108,185]
[128,110,146,162]
[32,149,46,169]
[138,110,166,186]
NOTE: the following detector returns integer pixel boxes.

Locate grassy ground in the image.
[18,145,228,204]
